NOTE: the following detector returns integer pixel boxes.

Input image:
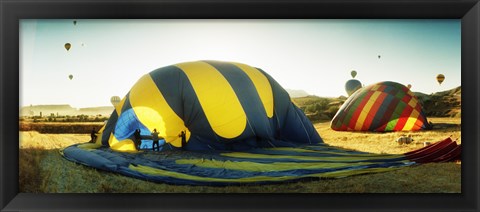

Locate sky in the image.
[20,19,461,108]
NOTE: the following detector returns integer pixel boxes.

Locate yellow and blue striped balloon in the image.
[99,60,323,152]
[61,64,457,186]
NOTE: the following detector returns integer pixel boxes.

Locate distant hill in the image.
[78,106,115,116]
[20,105,114,117]
[417,86,461,118]
[292,95,345,122]
[20,86,460,120]
[286,89,309,98]
[292,86,461,122]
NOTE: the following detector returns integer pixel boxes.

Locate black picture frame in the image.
[1,0,479,211]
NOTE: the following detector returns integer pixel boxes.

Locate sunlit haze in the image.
[20,19,460,108]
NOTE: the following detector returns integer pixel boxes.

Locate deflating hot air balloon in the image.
[436,74,445,85]
[345,79,362,96]
[110,96,121,107]
[332,81,432,132]
[350,70,357,78]
[64,43,71,51]
[68,74,73,80]
[60,61,458,186]
[95,60,321,152]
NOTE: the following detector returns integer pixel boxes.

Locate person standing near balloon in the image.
[90,127,98,143]
[134,129,142,150]
[151,128,160,151]
[179,130,187,149]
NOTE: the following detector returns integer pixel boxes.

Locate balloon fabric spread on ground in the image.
[61,61,456,186]
[331,81,432,132]
[61,137,460,186]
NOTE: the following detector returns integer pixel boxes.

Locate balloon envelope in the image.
[332,81,431,132]
[99,60,322,152]
[110,96,121,106]
[436,74,445,85]
[65,43,71,51]
[68,74,73,80]
[350,70,357,78]
[345,79,362,96]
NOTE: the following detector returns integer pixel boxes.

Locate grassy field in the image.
[19,121,104,134]
[19,117,461,193]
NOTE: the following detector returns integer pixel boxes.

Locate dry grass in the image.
[19,121,104,134]
[18,117,461,193]
[317,117,461,154]
[19,131,90,149]
[19,148,48,193]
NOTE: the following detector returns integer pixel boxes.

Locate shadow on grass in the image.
[19,148,55,192]
[431,122,460,130]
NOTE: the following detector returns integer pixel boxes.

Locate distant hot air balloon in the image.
[351,70,357,78]
[345,79,362,96]
[73,20,77,26]
[436,74,445,85]
[110,96,121,107]
[68,74,73,80]
[378,55,381,59]
[407,84,412,89]
[65,43,71,51]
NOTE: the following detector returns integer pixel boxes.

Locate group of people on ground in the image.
[134,128,187,151]
[89,127,187,151]
[133,128,163,151]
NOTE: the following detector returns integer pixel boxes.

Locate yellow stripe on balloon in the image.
[221,152,401,161]
[407,97,417,108]
[176,61,246,139]
[402,110,420,131]
[108,133,137,152]
[407,90,414,96]
[176,158,375,172]
[265,147,393,157]
[371,84,381,91]
[129,74,189,147]
[129,164,402,183]
[231,62,274,118]
[355,91,381,130]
